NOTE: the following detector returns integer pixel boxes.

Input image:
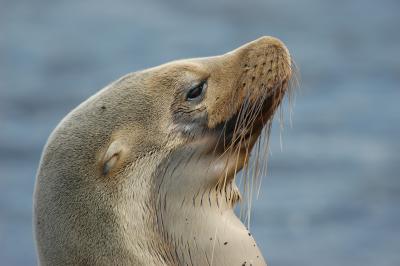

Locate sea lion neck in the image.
[138,145,265,265]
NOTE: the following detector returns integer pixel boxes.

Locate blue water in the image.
[1,0,399,265]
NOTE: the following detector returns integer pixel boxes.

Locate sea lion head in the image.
[34,36,293,265]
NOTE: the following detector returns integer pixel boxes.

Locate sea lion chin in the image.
[34,36,293,266]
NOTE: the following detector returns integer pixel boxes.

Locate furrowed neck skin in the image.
[149,148,266,266]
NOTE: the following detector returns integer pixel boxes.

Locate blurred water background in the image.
[1,0,399,265]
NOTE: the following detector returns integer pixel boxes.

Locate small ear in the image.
[101,139,127,176]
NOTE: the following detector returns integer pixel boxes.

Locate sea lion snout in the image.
[205,36,292,152]
[235,36,291,92]
[205,36,292,129]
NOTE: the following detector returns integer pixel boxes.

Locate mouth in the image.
[212,79,288,155]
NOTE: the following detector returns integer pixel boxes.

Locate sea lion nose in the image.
[228,36,291,67]
[255,36,290,53]
[257,36,289,51]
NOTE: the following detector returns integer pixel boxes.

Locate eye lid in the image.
[186,79,208,101]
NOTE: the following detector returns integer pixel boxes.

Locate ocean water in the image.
[1,0,399,265]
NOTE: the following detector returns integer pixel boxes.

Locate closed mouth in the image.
[211,80,288,154]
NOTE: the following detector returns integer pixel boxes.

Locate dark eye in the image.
[186,81,207,101]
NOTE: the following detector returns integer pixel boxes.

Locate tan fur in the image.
[33,36,292,266]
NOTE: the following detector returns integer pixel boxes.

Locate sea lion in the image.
[33,36,293,266]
